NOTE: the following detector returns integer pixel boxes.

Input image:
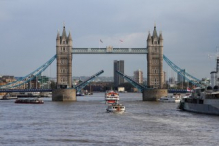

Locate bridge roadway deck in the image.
[72,48,148,54]
[0,89,52,93]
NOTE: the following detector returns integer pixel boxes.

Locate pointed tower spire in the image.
[56,29,60,40]
[153,24,158,38]
[68,31,72,46]
[68,31,72,40]
[147,31,152,46]
[147,31,151,40]
[159,31,163,40]
[62,25,67,38]
[159,31,163,46]
[56,29,60,45]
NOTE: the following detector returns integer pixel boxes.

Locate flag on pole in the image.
[100,39,103,43]
[120,39,123,42]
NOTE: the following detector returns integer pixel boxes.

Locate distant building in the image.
[169,77,176,84]
[1,75,16,83]
[211,71,217,87]
[177,69,186,83]
[114,60,124,87]
[163,71,166,85]
[134,69,143,84]
[210,57,219,87]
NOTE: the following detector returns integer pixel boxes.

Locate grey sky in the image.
[0,0,219,79]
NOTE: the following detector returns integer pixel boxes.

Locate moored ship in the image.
[105,90,119,104]
[178,87,219,115]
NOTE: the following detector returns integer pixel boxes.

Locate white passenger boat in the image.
[105,90,119,104]
[178,87,219,115]
[106,102,125,113]
[159,94,181,103]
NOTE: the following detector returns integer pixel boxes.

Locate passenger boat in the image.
[105,90,119,104]
[178,87,219,115]
[159,93,181,103]
[15,98,44,104]
[106,102,125,113]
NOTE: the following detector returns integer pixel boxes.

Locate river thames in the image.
[0,93,219,146]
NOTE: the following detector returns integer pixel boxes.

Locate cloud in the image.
[1,0,219,80]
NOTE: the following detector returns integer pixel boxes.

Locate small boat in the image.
[15,98,44,104]
[76,92,85,96]
[106,102,125,113]
[159,93,181,103]
[105,90,119,104]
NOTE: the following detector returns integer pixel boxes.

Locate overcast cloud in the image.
[0,0,219,80]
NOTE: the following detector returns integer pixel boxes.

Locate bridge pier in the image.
[143,89,167,101]
[52,88,76,101]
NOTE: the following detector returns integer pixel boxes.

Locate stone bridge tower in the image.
[147,25,164,89]
[56,25,72,88]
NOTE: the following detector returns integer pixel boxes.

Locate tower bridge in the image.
[54,24,165,101]
[0,24,205,101]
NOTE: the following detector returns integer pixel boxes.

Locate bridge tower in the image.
[147,25,164,89]
[52,25,76,101]
[56,25,72,88]
[143,25,167,101]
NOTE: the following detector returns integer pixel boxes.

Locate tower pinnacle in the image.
[153,24,158,38]
[62,25,67,38]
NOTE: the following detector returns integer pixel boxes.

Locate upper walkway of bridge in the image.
[72,47,147,54]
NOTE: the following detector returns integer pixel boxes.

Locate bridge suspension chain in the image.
[163,55,206,88]
[0,55,57,89]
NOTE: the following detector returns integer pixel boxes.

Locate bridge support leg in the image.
[143,89,167,101]
[52,88,76,101]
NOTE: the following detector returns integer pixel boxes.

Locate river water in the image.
[0,93,219,146]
